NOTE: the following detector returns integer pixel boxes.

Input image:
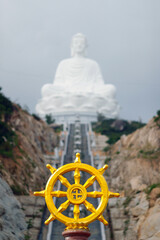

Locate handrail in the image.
[86,123,106,240]
[47,124,70,240]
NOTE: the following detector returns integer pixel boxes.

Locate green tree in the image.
[97,113,105,122]
[157,110,160,117]
[45,114,55,124]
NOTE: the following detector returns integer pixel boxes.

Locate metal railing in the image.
[86,123,106,240]
[46,125,70,240]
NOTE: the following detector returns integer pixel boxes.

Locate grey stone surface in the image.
[17,195,45,206]
[0,203,6,216]
[131,193,149,217]
[114,230,124,240]
[16,195,48,240]
[0,177,27,240]
[140,206,160,239]
[28,228,39,240]
[112,219,124,231]
[110,207,125,218]
[125,228,137,240]
[108,197,126,208]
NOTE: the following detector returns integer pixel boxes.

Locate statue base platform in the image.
[62,229,91,240]
[51,111,97,124]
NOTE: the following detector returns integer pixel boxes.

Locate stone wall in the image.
[16,196,49,240]
[107,192,160,240]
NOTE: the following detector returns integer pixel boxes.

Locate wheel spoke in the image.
[58,175,71,188]
[74,153,81,163]
[84,200,108,226]
[87,191,103,198]
[108,191,120,198]
[98,215,108,226]
[83,175,96,189]
[74,168,81,184]
[84,200,96,213]
[45,214,55,225]
[73,204,80,220]
[46,164,56,174]
[98,164,108,174]
[34,190,45,197]
[51,191,67,197]
[57,200,70,213]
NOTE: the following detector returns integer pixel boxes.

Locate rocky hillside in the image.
[0,89,58,195]
[105,114,160,240]
[107,117,160,192]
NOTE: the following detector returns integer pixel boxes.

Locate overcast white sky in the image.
[0,0,160,123]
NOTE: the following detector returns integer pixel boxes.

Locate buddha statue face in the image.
[71,33,87,57]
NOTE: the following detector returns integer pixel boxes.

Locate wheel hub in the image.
[67,184,87,204]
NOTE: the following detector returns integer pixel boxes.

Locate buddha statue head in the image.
[71,33,88,57]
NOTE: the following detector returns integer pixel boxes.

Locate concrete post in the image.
[62,229,91,240]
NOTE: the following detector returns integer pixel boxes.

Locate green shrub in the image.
[0,88,19,158]
[123,196,132,208]
[138,148,160,160]
[123,219,130,236]
[0,122,18,158]
[26,219,33,229]
[0,87,13,121]
[104,157,111,164]
[11,184,28,195]
[154,110,160,126]
[92,118,145,145]
[145,183,160,195]
[54,125,63,133]
[25,234,31,240]
[45,114,55,124]
[32,113,41,121]
[103,146,110,152]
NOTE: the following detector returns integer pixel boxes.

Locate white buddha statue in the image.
[36,33,120,120]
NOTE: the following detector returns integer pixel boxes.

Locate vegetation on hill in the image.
[92,114,145,145]
[0,87,18,158]
[45,114,63,133]
[0,88,58,196]
[0,87,13,120]
[154,110,160,127]
[45,114,55,124]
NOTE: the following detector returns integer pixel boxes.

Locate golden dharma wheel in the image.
[34,153,119,230]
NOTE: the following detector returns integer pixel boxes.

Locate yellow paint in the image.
[34,152,119,229]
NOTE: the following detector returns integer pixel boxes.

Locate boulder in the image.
[131,193,149,217]
[139,198,160,239]
[0,177,26,240]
